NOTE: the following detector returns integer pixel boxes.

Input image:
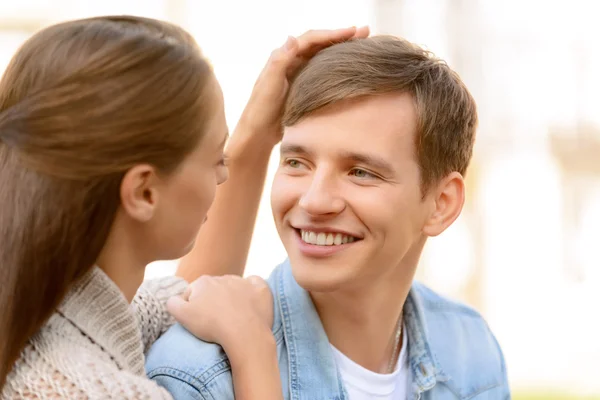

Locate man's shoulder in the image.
[145,323,234,400]
[411,280,486,318]
[144,263,288,400]
[410,282,509,397]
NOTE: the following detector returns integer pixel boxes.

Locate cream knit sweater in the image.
[2,267,188,399]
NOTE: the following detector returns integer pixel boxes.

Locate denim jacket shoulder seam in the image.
[147,367,209,399]
[147,362,231,393]
[413,282,483,318]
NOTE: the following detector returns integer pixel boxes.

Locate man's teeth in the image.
[300,230,356,246]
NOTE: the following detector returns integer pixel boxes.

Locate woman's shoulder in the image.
[3,314,113,397]
[3,313,173,399]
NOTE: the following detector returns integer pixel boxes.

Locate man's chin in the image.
[288,256,355,293]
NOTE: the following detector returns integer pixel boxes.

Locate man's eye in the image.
[350,168,375,179]
[283,158,305,169]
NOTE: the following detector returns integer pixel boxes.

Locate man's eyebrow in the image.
[280,144,395,175]
[341,151,395,175]
[279,143,311,156]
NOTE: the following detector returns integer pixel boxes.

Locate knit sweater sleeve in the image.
[4,369,176,400]
[131,275,188,353]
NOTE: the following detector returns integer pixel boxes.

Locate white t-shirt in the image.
[330,325,410,400]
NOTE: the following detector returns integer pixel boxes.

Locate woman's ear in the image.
[120,164,161,222]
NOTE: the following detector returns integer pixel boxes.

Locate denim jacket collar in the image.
[273,260,346,400]
[272,260,450,400]
[403,283,450,394]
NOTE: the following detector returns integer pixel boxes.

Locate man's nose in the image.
[298,171,345,216]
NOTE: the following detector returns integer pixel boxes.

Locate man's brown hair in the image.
[283,35,478,193]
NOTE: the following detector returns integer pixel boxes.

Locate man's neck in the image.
[311,263,415,374]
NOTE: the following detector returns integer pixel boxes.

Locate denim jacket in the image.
[146,260,510,399]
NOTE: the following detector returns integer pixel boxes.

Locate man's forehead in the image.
[284,92,415,136]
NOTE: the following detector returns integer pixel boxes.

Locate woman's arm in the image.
[132,275,188,352]
[227,328,283,400]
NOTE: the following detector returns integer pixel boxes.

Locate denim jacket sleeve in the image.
[145,323,236,400]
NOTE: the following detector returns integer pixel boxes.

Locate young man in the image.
[145,36,510,400]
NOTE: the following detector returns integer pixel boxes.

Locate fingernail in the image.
[283,36,295,51]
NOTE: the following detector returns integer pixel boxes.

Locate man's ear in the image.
[120,164,161,222]
[422,172,465,237]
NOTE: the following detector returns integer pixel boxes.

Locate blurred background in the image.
[1,0,598,398]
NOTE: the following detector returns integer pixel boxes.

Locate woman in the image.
[0,15,367,398]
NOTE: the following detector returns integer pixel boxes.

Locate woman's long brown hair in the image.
[0,15,215,388]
